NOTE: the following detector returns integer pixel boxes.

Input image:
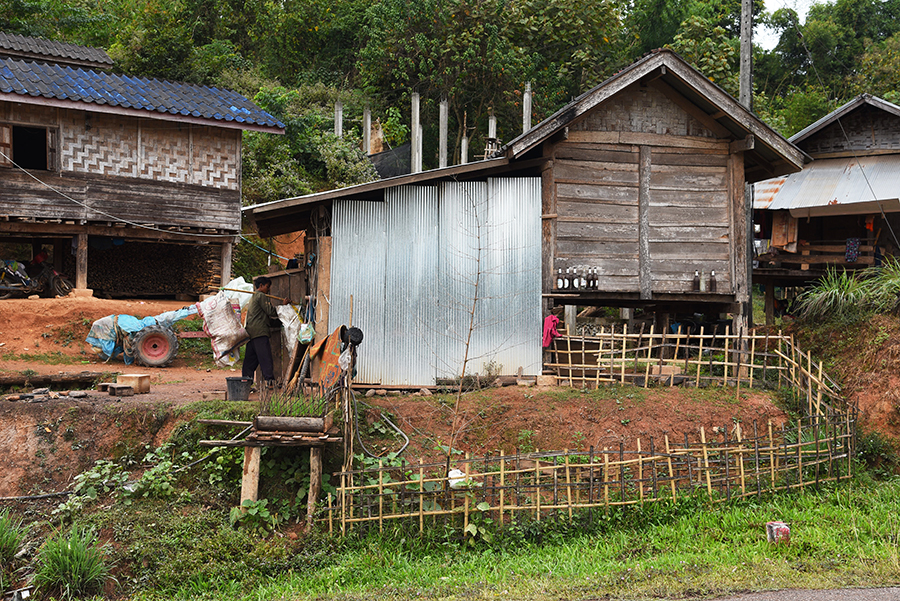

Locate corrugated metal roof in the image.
[754,155,900,214]
[0,32,113,69]
[0,57,284,131]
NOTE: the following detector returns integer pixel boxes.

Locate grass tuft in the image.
[33,527,115,600]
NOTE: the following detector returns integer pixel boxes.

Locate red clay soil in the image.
[0,297,790,498]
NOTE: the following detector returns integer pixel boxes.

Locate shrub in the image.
[796,267,870,322]
[34,527,114,600]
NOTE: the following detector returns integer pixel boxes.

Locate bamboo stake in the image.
[649,436,659,499]
[749,335,756,388]
[603,448,610,509]
[797,420,803,489]
[564,450,573,520]
[644,325,653,388]
[753,421,761,496]
[620,443,626,501]
[341,471,347,535]
[378,459,384,533]
[419,459,425,534]
[777,331,783,388]
[499,450,505,525]
[816,361,824,416]
[672,325,681,388]
[736,422,746,496]
[636,439,644,503]
[328,492,333,534]
[723,326,730,386]
[464,452,470,534]
[534,452,541,521]
[700,426,713,499]
[620,324,628,383]
[664,434,677,502]
[696,327,705,387]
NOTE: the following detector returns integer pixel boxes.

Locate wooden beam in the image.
[220,239,233,285]
[730,135,755,153]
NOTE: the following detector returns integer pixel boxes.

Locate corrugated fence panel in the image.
[475,178,542,377]
[382,186,440,385]
[330,200,386,385]
[330,177,542,386]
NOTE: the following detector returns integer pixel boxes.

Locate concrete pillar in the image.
[523,82,532,133]
[461,135,468,164]
[439,97,448,168]
[363,106,371,155]
[334,100,343,137]
[411,92,420,173]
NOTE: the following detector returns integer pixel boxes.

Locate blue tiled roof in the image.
[0,57,285,130]
[0,32,113,69]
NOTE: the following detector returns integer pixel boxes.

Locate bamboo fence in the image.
[323,332,857,535]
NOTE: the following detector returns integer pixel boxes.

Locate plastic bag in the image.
[299,323,315,344]
[196,291,249,360]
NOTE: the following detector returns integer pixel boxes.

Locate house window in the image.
[0,123,57,171]
[13,126,48,170]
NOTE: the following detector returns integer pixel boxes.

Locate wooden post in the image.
[461,135,468,164]
[307,447,322,524]
[220,239,233,286]
[736,423,746,497]
[696,327,705,387]
[638,145,652,300]
[312,236,332,382]
[603,448,609,509]
[765,283,775,326]
[499,450,506,524]
[564,450,573,519]
[240,446,261,509]
[328,492,333,534]
[439,97,448,169]
[636,438,644,504]
[768,420,775,488]
[464,453,471,532]
[340,471,346,535]
[75,232,88,290]
[534,452,541,521]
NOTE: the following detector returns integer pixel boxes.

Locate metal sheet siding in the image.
[330,200,386,384]
[330,178,542,386]
[754,155,900,211]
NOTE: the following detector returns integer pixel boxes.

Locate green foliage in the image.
[0,508,27,589]
[230,499,279,535]
[125,444,187,500]
[856,430,900,478]
[667,15,738,97]
[796,267,871,323]
[53,459,128,521]
[34,527,114,601]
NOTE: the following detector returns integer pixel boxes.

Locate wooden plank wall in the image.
[550,84,735,297]
[0,101,242,231]
[0,170,240,231]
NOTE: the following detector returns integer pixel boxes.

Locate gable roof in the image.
[506,49,804,181]
[0,57,284,133]
[790,94,900,145]
[0,32,112,70]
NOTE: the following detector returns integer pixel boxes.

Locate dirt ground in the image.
[0,296,853,500]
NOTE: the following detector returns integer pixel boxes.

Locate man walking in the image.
[242,276,284,388]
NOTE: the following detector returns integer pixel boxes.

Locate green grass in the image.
[1,351,87,365]
[9,473,890,600]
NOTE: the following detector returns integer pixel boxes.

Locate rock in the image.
[365,389,376,397]
[27,294,40,300]
[32,388,49,394]
[387,390,402,396]
[69,390,88,398]
[375,389,387,396]
[419,388,432,396]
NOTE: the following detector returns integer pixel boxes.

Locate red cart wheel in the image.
[133,325,179,367]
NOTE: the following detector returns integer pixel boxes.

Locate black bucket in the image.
[225,376,252,401]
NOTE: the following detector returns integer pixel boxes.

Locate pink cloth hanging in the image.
[542,314,561,348]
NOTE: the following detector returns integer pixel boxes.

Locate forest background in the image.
[3,0,900,206]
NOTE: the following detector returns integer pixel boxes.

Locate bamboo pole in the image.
[696,327,705,387]
[753,421,761,496]
[534,452,541,521]
[637,438,644,504]
[816,361,824,416]
[700,426,713,499]
[378,459,384,533]
[644,325,653,388]
[603,448,610,509]
[621,324,628,383]
[418,459,425,534]
[464,452,471,533]
[736,422,746,496]
[723,326,730,386]
[499,450,505,524]
[797,420,803,489]
[328,492,333,534]
[664,434,677,502]
[749,335,756,388]
[564,450,573,519]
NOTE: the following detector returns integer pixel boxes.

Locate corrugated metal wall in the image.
[331,178,541,386]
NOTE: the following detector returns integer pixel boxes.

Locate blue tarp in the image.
[85,306,197,364]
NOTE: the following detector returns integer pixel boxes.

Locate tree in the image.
[667,15,739,97]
